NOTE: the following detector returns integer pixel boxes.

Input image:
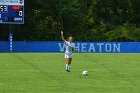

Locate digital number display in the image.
[0,5,8,13]
[12,6,22,10]
[0,0,24,24]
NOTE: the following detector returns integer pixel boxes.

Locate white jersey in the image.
[64,41,75,55]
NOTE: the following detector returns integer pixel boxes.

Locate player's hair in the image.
[67,37,73,41]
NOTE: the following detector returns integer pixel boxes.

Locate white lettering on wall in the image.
[58,43,65,52]
[113,43,121,52]
[88,43,95,52]
[58,42,121,53]
[105,43,112,52]
[81,43,87,52]
[97,43,104,52]
[74,43,80,52]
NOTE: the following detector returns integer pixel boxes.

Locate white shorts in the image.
[65,54,72,58]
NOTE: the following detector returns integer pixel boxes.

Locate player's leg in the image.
[67,58,72,72]
[66,58,69,71]
[65,54,72,72]
[69,58,72,64]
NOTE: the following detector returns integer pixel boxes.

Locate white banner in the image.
[0,0,24,5]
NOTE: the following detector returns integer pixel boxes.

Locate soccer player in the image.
[61,30,76,72]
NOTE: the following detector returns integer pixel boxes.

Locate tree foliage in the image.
[0,0,140,41]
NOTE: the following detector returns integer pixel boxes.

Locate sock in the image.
[66,64,68,70]
[68,64,70,71]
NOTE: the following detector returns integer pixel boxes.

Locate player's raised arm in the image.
[61,30,67,42]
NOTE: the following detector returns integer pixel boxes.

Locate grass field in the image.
[0,53,140,93]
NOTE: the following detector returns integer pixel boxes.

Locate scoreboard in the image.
[0,0,24,24]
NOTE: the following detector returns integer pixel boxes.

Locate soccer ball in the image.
[82,71,88,76]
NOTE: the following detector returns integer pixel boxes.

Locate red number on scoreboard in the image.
[12,6,22,10]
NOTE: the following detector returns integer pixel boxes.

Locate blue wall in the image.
[0,41,140,53]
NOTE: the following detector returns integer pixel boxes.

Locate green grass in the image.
[0,53,140,93]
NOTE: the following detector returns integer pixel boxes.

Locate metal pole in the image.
[9,24,13,53]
